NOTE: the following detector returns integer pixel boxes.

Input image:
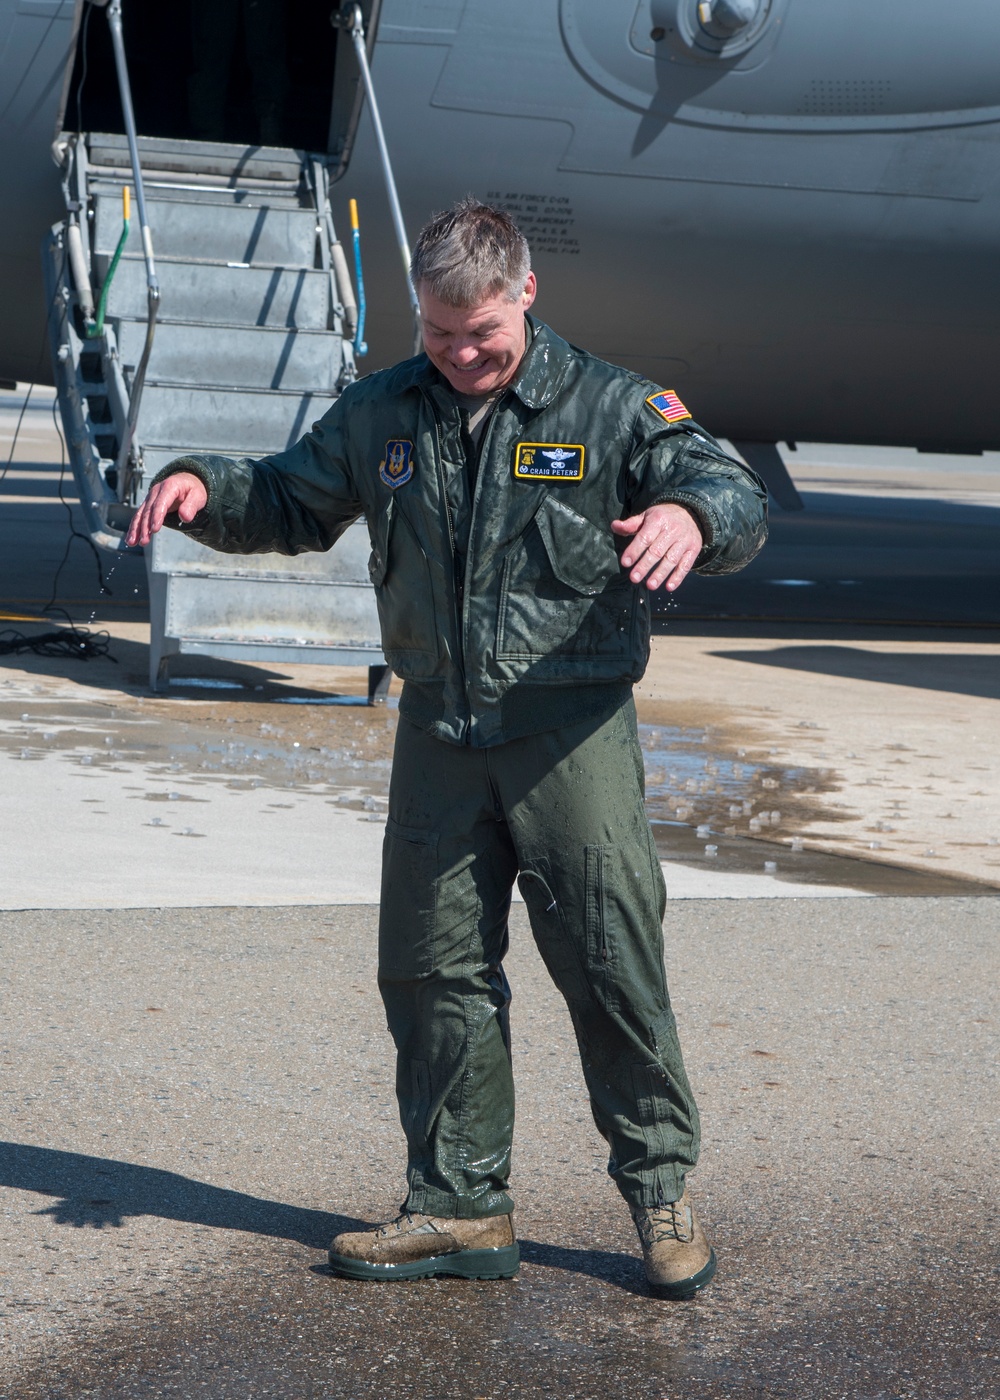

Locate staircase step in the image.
[138,385,334,456]
[103,257,331,329]
[115,321,342,393]
[89,176,304,212]
[148,520,379,652]
[93,192,319,267]
[160,572,382,652]
[147,508,371,584]
[88,133,305,186]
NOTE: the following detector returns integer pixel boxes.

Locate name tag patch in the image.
[513,442,585,481]
[645,389,692,423]
[379,439,414,489]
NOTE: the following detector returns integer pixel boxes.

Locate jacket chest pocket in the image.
[368,495,394,587]
[368,496,441,664]
[496,496,641,661]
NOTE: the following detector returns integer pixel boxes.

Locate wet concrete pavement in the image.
[2,900,996,1398]
[3,651,996,906]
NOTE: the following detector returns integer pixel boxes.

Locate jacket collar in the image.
[509,317,573,409]
[404,317,573,410]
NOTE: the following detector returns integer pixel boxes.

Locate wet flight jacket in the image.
[159,319,768,746]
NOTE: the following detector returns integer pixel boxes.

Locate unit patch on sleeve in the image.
[379,439,415,489]
[513,443,586,482]
[645,389,692,424]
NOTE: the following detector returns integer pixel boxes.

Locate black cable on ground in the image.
[0,620,114,661]
[0,382,33,485]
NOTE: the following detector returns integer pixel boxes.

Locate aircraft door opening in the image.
[61,0,380,160]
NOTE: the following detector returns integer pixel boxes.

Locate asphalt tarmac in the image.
[1,387,998,1396]
[2,900,996,1399]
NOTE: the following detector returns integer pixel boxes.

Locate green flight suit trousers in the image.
[378,697,701,1219]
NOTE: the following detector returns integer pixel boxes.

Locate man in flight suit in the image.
[128,200,767,1299]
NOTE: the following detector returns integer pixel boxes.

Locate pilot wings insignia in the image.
[513,442,586,481]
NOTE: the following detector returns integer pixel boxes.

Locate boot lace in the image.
[636,1199,690,1246]
[376,1210,414,1239]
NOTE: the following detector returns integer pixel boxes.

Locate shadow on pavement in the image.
[518,1237,646,1294]
[0,1141,359,1249]
[0,631,149,692]
[711,645,1000,700]
[309,1238,649,1295]
[0,634,346,701]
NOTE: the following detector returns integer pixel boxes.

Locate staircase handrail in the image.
[310,156,358,389]
[105,0,159,500]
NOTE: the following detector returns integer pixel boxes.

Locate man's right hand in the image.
[126,472,208,548]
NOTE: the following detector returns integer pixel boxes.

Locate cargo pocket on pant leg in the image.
[584,844,620,1013]
[379,819,439,979]
[630,1061,673,1165]
[518,864,590,1006]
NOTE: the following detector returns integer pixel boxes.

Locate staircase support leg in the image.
[367,664,392,706]
[147,559,168,691]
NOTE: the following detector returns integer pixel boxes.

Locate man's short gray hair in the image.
[410,198,531,308]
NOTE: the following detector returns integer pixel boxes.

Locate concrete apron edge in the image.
[0,860,870,910]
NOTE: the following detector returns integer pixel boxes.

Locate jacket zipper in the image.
[428,398,471,738]
[461,395,504,677]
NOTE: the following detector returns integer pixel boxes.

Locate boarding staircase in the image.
[44,130,387,694]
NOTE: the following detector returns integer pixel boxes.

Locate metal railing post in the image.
[336,3,422,354]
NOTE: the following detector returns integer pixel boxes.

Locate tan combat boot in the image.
[632,1190,717,1300]
[329,1210,519,1281]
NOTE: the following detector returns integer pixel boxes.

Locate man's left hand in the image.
[611,503,704,592]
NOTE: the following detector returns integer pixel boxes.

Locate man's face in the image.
[417,274,537,396]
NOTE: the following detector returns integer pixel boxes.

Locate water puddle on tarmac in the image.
[636,719,981,895]
[0,678,991,895]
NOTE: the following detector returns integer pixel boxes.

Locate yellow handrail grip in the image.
[349,197,360,232]
[122,185,131,222]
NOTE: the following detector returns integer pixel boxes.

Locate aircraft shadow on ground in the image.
[0,1141,361,1249]
[711,645,1000,701]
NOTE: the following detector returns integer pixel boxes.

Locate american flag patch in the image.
[646,389,692,423]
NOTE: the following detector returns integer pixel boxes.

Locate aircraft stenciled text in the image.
[485,192,580,255]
